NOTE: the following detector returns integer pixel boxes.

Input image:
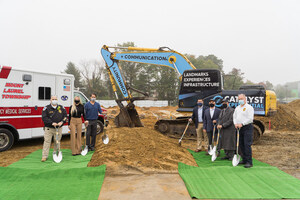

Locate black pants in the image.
[239,124,253,165]
[87,120,97,148]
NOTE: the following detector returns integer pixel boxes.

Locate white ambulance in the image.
[0,66,108,152]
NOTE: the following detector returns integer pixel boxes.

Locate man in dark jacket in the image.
[189,99,208,152]
[217,99,236,160]
[41,95,67,162]
[203,99,221,154]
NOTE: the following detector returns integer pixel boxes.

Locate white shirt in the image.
[197,106,203,122]
[210,108,215,118]
[233,103,254,125]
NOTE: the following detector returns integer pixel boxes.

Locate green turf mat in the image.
[0,149,106,200]
[9,149,94,169]
[178,150,300,199]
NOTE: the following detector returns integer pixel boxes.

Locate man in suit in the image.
[189,99,208,152]
[217,99,236,161]
[203,99,221,155]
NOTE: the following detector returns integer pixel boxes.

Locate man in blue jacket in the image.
[203,99,221,154]
[189,99,208,152]
[84,93,103,151]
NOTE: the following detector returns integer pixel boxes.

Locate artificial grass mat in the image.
[178,150,300,199]
[0,149,106,200]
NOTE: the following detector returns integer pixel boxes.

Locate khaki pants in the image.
[196,123,207,150]
[42,127,62,159]
[70,118,82,155]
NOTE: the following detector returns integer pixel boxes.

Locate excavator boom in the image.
[101,45,195,127]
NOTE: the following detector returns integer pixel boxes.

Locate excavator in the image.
[101,45,277,142]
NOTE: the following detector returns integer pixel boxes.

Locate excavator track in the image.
[154,117,197,140]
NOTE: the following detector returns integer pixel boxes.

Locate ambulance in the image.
[0,66,108,152]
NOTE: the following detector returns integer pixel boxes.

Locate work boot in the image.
[244,163,253,168]
[41,158,47,162]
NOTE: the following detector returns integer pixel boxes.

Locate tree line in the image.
[64,42,284,105]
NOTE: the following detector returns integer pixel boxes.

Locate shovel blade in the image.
[232,154,241,167]
[209,146,216,156]
[53,151,62,163]
[102,134,109,145]
[211,152,217,162]
[81,145,88,156]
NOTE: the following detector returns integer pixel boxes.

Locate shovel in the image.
[208,124,216,156]
[102,120,109,145]
[81,127,88,156]
[53,127,63,163]
[232,128,241,167]
[211,128,221,162]
[178,120,191,146]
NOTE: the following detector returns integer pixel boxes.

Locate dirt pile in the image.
[256,101,300,131]
[287,99,300,119]
[88,126,197,173]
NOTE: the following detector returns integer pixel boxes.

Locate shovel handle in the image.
[236,128,240,154]
[179,120,190,141]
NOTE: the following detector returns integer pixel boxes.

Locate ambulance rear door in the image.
[31,73,56,137]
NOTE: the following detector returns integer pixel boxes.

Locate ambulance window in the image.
[38,87,51,100]
[23,74,32,82]
[74,92,87,105]
[64,79,71,85]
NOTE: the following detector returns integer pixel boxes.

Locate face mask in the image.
[52,100,58,105]
[75,100,80,104]
[197,103,203,107]
[209,103,214,108]
[91,98,96,102]
[238,100,245,105]
[222,104,228,109]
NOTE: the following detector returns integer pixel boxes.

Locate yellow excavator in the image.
[101,45,277,142]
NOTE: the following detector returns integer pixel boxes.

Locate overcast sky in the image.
[1,0,299,85]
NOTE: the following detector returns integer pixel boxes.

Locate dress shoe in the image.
[244,163,253,168]
[41,158,47,162]
[220,156,229,160]
[89,147,95,151]
[238,160,247,165]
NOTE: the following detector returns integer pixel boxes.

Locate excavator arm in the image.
[101,45,196,127]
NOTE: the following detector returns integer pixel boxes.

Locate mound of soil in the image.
[256,102,300,131]
[88,126,197,173]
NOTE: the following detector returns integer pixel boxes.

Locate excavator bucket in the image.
[114,103,143,127]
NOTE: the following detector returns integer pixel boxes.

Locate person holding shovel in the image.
[233,93,254,168]
[68,96,88,156]
[189,99,208,152]
[217,99,236,161]
[41,95,67,162]
[203,99,221,155]
[84,93,104,151]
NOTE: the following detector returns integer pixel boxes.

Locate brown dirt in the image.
[88,125,197,173]
[256,100,300,131]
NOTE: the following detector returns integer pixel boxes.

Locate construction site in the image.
[1,100,300,199]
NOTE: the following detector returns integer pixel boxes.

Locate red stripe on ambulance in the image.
[0,66,12,79]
